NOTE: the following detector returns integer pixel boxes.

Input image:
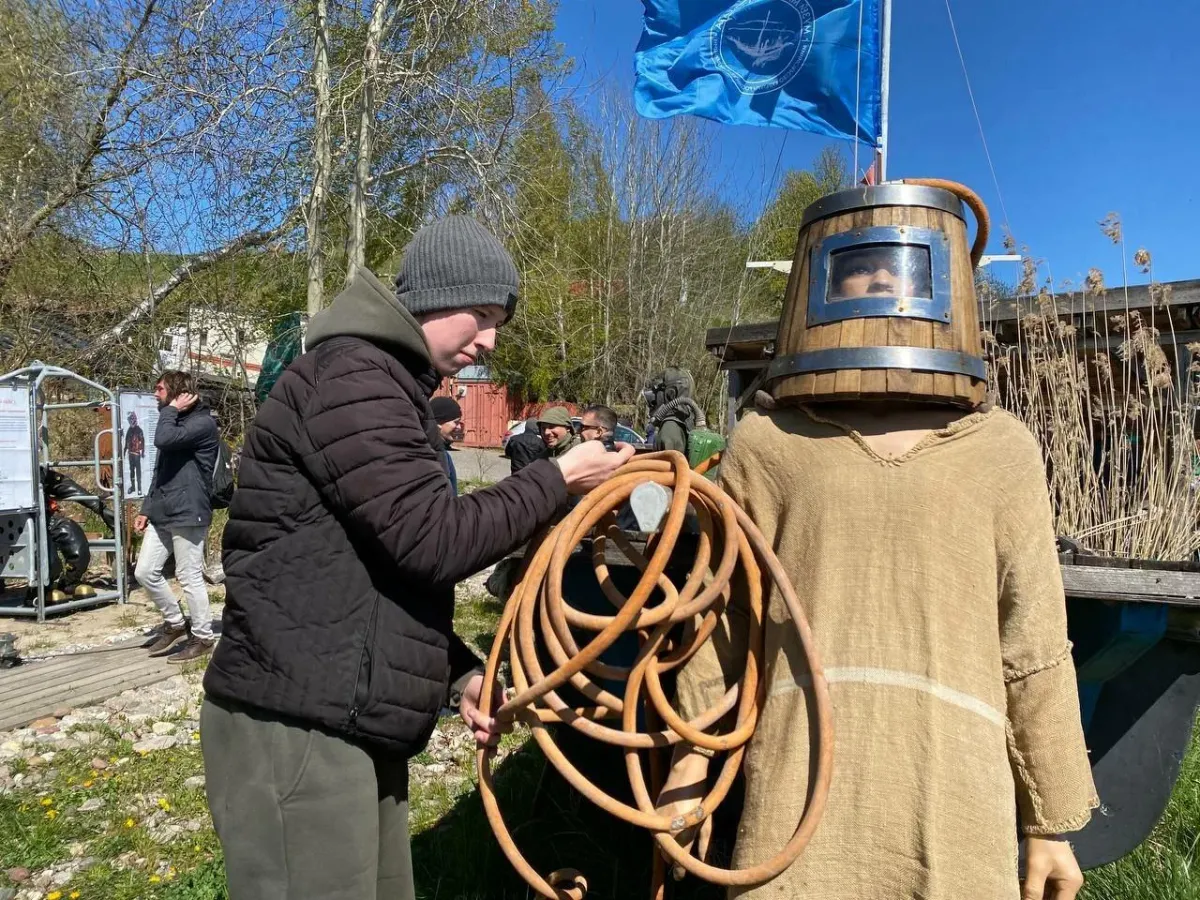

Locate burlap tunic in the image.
[675,406,1098,899]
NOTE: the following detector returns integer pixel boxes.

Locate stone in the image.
[39,751,55,763]
[183,775,206,790]
[68,842,87,858]
[78,798,106,812]
[34,726,57,736]
[28,717,58,729]
[0,886,15,900]
[89,757,109,770]
[50,869,73,886]
[132,735,176,753]
[73,732,100,746]
[151,722,176,736]
[4,868,29,884]
[52,707,71,719]
[24,756,45,768]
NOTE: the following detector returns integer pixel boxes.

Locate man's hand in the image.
[1023,836,1084,900]
[170,392,199,412]
[133,515,148,534]
[460,673,510,749]
[556,440,636,495]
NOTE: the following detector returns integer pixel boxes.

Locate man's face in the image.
[419,306,507,377]
[438,418,462,442]
[153,381,169,408]
[579,414,610,443]
[540,423,569,448]
[128,413,137,426]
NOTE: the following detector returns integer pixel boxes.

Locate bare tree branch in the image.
[90,214,297,352]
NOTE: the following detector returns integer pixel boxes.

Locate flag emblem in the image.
[711,0,817,95]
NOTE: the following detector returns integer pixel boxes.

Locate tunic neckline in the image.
[799,405,997,465]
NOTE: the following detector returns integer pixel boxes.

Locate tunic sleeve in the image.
[674,427,754,721]
[996,435,1099,835]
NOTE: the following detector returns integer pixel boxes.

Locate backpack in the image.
[211,440,235,509]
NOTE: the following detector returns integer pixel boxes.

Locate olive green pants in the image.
[201,697,415,900]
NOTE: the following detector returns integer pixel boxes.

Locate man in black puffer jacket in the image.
[201,217,633,900]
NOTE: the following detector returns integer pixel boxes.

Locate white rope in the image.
[853,0,866,180]
[943,0,1012,233]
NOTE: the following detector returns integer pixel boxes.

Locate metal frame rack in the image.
[0,364,127,621]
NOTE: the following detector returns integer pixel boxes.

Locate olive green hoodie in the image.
[305,268,431,365]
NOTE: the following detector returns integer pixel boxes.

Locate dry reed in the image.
[985,244,1199,561]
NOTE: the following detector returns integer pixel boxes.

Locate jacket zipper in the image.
[348,593,382,728]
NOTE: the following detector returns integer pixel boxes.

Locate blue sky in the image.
[553,1,1199,288]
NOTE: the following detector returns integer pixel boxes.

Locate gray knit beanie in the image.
[394,216,519,321]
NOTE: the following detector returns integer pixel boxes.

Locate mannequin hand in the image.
[1022,836,1084,900]
[655,749,712,876]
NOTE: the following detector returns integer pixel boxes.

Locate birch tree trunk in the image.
[345,0,389,287]
[305,0,333,316]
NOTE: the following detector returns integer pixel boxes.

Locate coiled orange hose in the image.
[476,451,833,899]
[903,177,991,268]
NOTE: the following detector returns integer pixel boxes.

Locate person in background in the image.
[201,216,633,900]
[430,396,464,493]
[134,371,220,663]
[538,406,581,457]
[579,404,617,447]
[507,416,548,474]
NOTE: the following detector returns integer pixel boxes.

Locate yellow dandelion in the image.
[157,798,171,811]
[125,817,136,828]
[192,731,200,740]
[67,777,75,785]
[90,769,98,777]
[46,809,59,819]
[70,893,81,899]
[167,867,177,880]
[193,845,201,851]
[149,875,161,883]
[47,892,63,900]
[83,780,94,788]
[41,797,54,806]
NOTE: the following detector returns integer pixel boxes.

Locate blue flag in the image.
[635,0,882,144]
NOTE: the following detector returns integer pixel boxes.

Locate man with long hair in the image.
[135,370,220,663]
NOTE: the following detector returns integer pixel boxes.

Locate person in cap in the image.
[537,405,581,457]
[429,396,463,494]
[506,415,549,475]
[201,216,634,900]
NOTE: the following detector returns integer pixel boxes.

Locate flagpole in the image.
[876,0,893,182]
